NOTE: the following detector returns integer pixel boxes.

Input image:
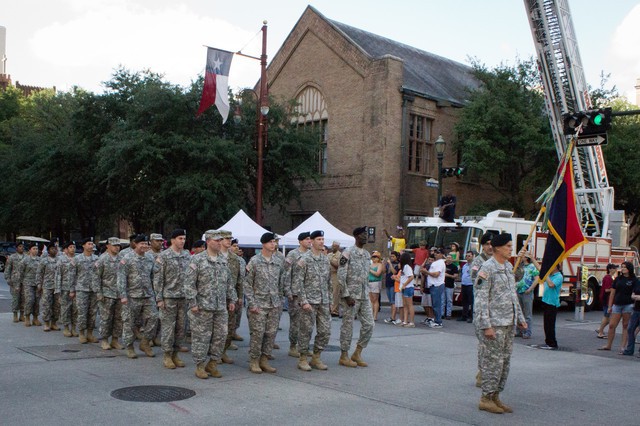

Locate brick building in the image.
[263,6,502,250]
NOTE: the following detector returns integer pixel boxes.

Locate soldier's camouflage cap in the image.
[204,229,224,240]
[107,237,121,246]
[219,229,233,239]
[150,233,164,241]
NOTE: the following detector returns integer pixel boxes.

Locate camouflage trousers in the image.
[22,285,41,317]
[478,325,514,397]
[60,291,78,327]
[76,291,98,332]
[288,298,301,346]
[159,298,186,353]
[224,303,239,350]
[248,306,280,360]
[234,303,243,332]
[330,272,340,314]
[475,326,486,372]
[10,283,24,314]
[339,298,374,352]
[40,288,61,323]
[297,303,331,355]
[188,309,228,364]
[122,297,158,347]
[98,297,122,339]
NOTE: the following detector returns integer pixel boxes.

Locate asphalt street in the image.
[0,272,638,425]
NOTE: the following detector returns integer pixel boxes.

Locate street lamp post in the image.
[435,135,446,212]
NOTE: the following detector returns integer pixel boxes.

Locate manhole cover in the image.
[111,385,195,402]
[312,344,340,352]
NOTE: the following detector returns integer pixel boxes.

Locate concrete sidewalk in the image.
[0,305,638,425]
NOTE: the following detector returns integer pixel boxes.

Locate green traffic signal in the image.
[593,113,603,126]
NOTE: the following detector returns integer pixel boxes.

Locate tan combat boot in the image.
[297,354,312,371]
[204,359,222,378]
[163,352,176,369]
[350,345,368,367]
[249,358,263,374]
[221,351,234,364]
[100,339,111,350]
[63,325,72,337]
[339,351,357,368]
[310,351,328,370]
[71,327,79,337]
[288,344,300,358]
[86,329,98,343]
[126,344,138,359]
[12,312,18,323]
[228,342,238,351]
[172,351,185,368]
[492,393,513,413]
[273,343,280,349]
[476,371,482,388]
[232,333,244,341]
[50,322,60,331]
[43,321,51,332]
[18,312,24,322]
[24,315,32,327]
[178,346,189,353]
[259,354,277,373]
[195,362,208,379]
[78,330,88,344]
[153,337,161,347]
[139,338,155,357]
[110,337,123,350]
[32,317,42,326]
[479,394,504,414]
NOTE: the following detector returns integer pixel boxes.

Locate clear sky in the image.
[2,0,639,102]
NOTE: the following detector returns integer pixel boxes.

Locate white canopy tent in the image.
[209,209,272,249]
[280,212,355,248]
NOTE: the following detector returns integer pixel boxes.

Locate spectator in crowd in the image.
[599,261,636,354]
[368,251,385,321]
[458,250,475,323]
[412,241,429,288]
[383,252,400,324]
[443,255,459,319]
[439,190,457,223]
[398,252,415,327]
[515,254,540,339]
[538,264,562,350]
[596,264,617,338]
[419,254,435,325]
[424,249,446,328]
[622,275,640,356]
[449,242,460,267]
[383,227,406,253]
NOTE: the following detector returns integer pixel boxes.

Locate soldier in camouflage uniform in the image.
[57,242,78,337]
[96,238,123,350]
[118,234,159,358]
[118,234,137,260]
[17,244,42,327]
[470,233,494,387]
[73,238,100,344]
[219,230,245,364]
[474,233,527,414]
[294,230,332,371]
[230,239,246,347]
[338,227,374,368]
[184,230,237,379]
[5,242,25,322]
[37,243,60,331]
[148,233,165,347]
[282,232,311,358]
[244,232,284,374]
[153,229,190,370]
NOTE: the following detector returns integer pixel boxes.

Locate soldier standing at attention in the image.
[184,230,237,379]
[153,229,190,369]
[37,242,60,332]
[5,242,25,323]
[219,230,245,365]
[118,234,137,259]
[18,243,42,327]
[338,227,374,368]
[95,238,123,350]
[328,241,342,317]
[73,239,100,344]
[57,241,78,337]
[474,233,527,414]
[118,234,159,359]
[230,239,246,348]
[294,230,332,371]
[283,232,311,358]
[148,233,165,347]
[244,232,284,374]
[470,233,494,387]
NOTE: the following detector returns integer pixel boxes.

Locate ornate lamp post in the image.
[435,134,446,210]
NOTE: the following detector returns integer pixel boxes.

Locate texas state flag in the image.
[196,47,234,122]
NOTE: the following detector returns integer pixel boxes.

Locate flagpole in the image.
[255,20,268,226]
[512,206,545,273]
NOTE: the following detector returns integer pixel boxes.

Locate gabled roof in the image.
[324,14,480,106]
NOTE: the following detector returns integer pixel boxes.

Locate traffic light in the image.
[562,107,612,136]
[441,167,467,178]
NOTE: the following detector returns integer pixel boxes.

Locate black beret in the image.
[128,234,137,241]
[62,241,76,249]
[47,241,58,249]
[231,239,238,245]
[491,233,512,247]
[134,234,149,243]
[261,232,277,244]
[192,240,205,249]
[170,229,187,239]
[80,238,93,246]
[310,230,324,239]
[353,226,367,236]
[480,233,494,245]
[25,242,37,250]
[298,232,311,241]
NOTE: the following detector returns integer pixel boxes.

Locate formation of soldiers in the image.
[4,226,375,379]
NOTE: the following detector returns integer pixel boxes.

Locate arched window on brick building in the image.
[294,86,329,175]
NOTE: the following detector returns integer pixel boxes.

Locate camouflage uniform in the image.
[474,257,526,397]
[184,252,237,364]
[148,249,163,342]
[56,254,78,328]
[244,251,284,360]
[234,256,247,334]
[5,252,25,315]
[96,252,123,340]
[338,246,374,352]
[283,248,306,347]
[222,250,244,350]
[118,251,159,347]
[37,255,60,323]
[73,253,100,332]
[18,255,41,317]
[328,249,342,315]
[294,250,332,355]
[153,247,190,353]
[471,251,491,371]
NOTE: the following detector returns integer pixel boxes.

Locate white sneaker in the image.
[405,322,415,328]
[383,318,394,324]
[392,319,403,325]
[430,323,443,329]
